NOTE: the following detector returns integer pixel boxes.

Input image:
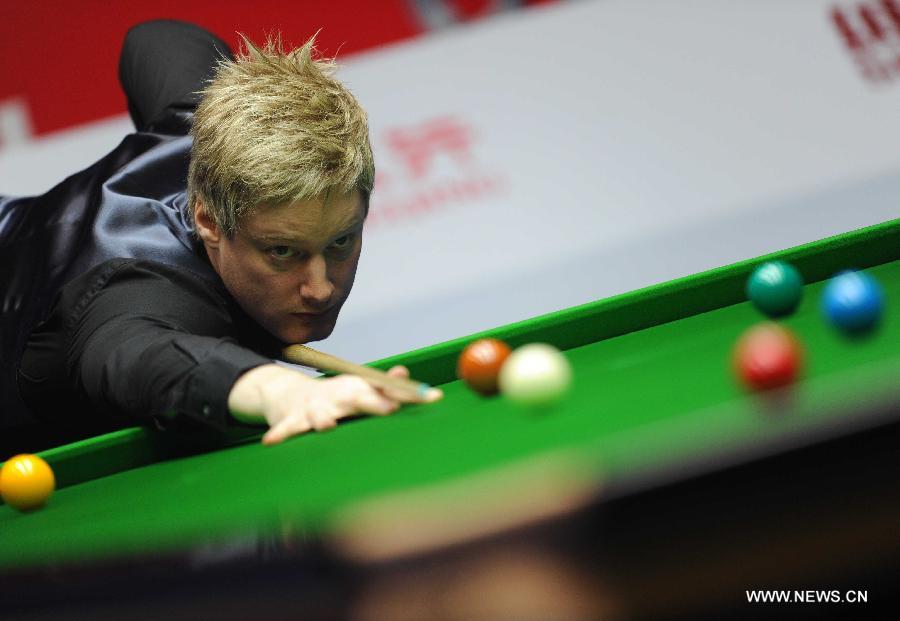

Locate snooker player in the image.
[0,21,441,455]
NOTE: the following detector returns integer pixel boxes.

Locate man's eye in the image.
[269,246,296,259]
[331,235,354,249]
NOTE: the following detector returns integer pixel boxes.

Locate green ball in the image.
[746,261,803,317]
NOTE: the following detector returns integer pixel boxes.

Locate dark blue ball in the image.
[822,270,884,333]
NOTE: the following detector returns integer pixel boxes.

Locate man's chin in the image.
[278,320,336,345]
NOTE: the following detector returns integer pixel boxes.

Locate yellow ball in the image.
[1,454,55,511]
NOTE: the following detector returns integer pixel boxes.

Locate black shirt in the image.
[0,127,209,428]
[0,111,291,455]
[17,259,283,433]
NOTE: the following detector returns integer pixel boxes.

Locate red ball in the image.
[457,338,512,396]
[733,323,802,390]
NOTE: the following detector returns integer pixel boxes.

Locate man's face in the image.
[196,191,365,344]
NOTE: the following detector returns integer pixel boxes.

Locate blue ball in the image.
[822,270,884,333]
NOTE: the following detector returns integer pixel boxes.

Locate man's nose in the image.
[299,255,335,308]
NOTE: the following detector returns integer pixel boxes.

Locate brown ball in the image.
[457,338,512,396]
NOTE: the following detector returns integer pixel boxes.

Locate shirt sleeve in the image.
[17,260,273,430]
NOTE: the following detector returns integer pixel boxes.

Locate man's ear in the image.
[194,199,222,248]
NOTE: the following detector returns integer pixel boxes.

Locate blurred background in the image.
[2,0,898,363]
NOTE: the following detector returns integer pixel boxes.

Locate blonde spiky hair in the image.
[187,33,374,235]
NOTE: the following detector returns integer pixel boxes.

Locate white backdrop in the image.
[2,0,898,363]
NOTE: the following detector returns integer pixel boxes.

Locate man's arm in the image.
[18,260,441,442]
[19,260,271,429]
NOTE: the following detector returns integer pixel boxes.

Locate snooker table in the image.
[2,218,898,619]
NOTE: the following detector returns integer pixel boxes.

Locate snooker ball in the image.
[0,454,55,511]
[821,270,884,334]
[733,323,802,390]
[457,338,512,395]
[746,261,804,317]
[499,343,572,407]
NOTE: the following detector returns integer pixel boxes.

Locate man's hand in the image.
[227,364,443,445]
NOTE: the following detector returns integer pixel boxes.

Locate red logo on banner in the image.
[832,0,900,82]
[368,116,506,227]
[385,117,473,179]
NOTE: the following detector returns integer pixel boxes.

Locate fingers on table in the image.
[380,367,444,403]
[386,365,410,378]
[261,371,431,445]
[262,410,313,445]
[328,375,398,416]
[308,403,341,431]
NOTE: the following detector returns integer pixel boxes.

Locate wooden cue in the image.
[282,344,432,399]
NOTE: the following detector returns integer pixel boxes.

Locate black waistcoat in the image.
[0,113,213,426]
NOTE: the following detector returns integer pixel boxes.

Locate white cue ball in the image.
[498,343,572,407]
